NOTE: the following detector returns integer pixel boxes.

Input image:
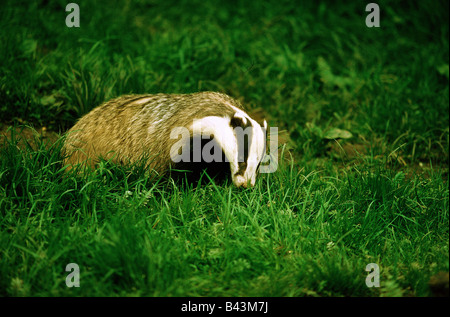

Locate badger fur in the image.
[62,92,267,188]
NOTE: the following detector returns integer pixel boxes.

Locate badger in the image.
[62,92,268,188]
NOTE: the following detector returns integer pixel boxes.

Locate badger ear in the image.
[230,112,248,128]
[263,120,267,130]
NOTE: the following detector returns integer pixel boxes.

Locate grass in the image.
[0,0,448,297]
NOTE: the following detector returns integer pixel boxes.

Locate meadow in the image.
[0,0,448,297]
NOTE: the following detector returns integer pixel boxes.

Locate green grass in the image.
[0,0,448,297]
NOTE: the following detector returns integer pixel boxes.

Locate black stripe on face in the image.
[230,114,253,177]
[236,161,247,176]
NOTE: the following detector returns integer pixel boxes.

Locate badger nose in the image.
[234,176,254,188]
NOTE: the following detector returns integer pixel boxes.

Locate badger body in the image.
[62,92,267,187]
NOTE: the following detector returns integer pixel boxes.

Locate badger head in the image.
[182,111,266,188]
[228,112,267,188]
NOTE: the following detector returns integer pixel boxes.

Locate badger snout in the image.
[233,175,254,188]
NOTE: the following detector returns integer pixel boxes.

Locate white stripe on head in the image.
[242,116,266,187]
[190,116,239,176]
